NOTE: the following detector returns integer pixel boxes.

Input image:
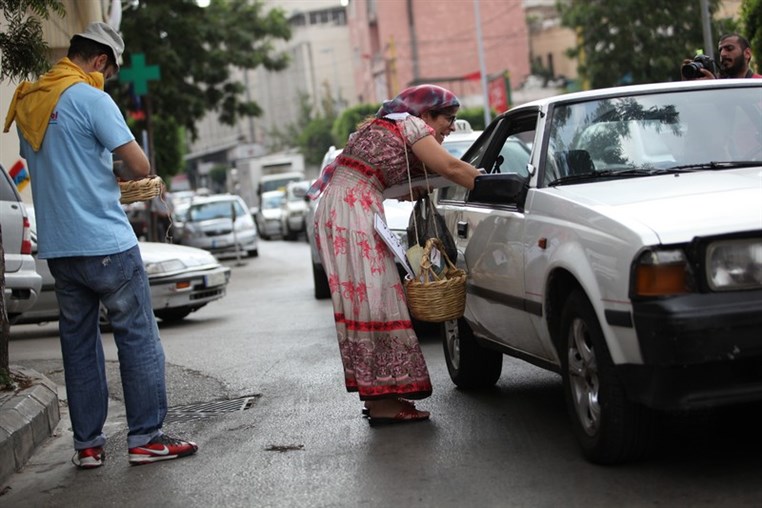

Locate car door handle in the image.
[457,221,468,238]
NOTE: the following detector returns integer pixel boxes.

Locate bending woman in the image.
[310,84,481,425]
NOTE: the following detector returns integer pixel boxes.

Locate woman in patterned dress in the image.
[310,85,481,425]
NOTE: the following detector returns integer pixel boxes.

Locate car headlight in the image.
[706,238,762,291]
[144,259,187,275]
[632,248,694,297]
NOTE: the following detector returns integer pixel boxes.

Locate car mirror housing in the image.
[469,174,526,205]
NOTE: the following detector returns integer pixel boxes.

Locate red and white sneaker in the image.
[72,447,105,469]
[128,434,198,465]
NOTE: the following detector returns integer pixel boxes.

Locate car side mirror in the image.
[469,174,526,205]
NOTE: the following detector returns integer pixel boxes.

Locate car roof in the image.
[187,194,243,205]
[506,78,762,114]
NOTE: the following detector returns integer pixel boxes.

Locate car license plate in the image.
[204,271,226,288]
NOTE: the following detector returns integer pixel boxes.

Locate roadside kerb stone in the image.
[0,366,60,485]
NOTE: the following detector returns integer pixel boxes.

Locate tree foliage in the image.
[0,0,64,82]
[740,0,762,70]
[113,0,291,141]
[557,0,732,88]
[331,103,381,147]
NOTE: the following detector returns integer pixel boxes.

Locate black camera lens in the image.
[681,62,703,80]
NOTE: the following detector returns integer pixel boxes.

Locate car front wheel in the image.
[441,318,502,388]
[560,289,656,464]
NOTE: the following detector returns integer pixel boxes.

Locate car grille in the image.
[205,229,232,236]
[190,287,225,301]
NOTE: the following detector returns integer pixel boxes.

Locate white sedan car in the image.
[435,78,762,464]
[16,208,232,325]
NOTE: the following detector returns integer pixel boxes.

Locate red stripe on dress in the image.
[335,154,386,187]
[345,377,433,400]
[334,313,413,331]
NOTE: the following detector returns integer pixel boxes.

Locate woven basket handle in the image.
[419,237,458,283]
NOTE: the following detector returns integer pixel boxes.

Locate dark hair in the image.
[719,33,751,51]
[68,35,117,69]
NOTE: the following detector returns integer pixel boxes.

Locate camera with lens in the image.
[681,53,717,80]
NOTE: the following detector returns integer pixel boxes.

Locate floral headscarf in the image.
[376,84,460,118]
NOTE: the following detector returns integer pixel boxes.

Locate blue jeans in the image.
[48,245,167,450]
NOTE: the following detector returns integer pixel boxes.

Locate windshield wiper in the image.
[548,167,692,187]
[667,160,761,171]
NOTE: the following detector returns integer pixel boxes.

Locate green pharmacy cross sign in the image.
[119,53,160,96]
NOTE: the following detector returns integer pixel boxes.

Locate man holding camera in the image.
[682,33,761,80]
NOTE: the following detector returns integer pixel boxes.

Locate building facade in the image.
[346,0,531,110]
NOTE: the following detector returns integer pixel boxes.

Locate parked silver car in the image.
[1,163,41,323]
[14,207,232,325]
[175,194,259,258]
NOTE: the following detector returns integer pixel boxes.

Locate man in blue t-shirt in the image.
[5,22,197,469]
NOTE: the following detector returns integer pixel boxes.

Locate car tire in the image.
[313,262,331,299]
[155,307,193,322]
[247,249,259,257]
[560,289,656,465]
[441,317,502,389]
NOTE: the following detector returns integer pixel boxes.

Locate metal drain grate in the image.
[165,396,255,423]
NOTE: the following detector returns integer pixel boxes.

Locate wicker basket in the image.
[119,176,165,204]
[404,238,467,323]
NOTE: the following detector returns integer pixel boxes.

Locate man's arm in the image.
[113,140,151,180]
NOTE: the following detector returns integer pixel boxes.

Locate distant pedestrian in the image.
[4,21,197,468]
[309,84,481,425]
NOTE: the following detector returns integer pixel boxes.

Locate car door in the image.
[443,109,554,361]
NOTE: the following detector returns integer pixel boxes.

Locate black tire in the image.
[313,262,331,299]
[247,249,259,257]
[155,307,193,322]
[441,317,502,388]
[560,289,656,465]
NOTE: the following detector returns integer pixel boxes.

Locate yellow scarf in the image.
[3,57,105,151]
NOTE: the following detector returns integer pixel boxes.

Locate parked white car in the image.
[255,190,285,240]
[175,194,259,258]
[435,79,762,464]
[280,180,310,241]
[15,207,232,325]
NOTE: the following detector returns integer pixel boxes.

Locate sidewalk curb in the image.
[0,365,60,486]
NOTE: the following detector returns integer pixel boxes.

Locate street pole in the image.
[474,0,490,126]
[700,0,714,59]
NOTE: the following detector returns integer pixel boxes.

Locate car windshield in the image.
[189,200,246,221]
[544,86,762,186]
[262,194,284,209]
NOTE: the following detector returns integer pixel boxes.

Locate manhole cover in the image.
[165,396,256,423]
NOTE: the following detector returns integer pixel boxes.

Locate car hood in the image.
[383,200,414,231]
[138,242,220,272]
[552,167,762,244]
[261,209,282,220]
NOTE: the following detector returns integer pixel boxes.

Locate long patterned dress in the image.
[314,115,434,401]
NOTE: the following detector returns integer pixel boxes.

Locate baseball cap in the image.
[73,22,124,70]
